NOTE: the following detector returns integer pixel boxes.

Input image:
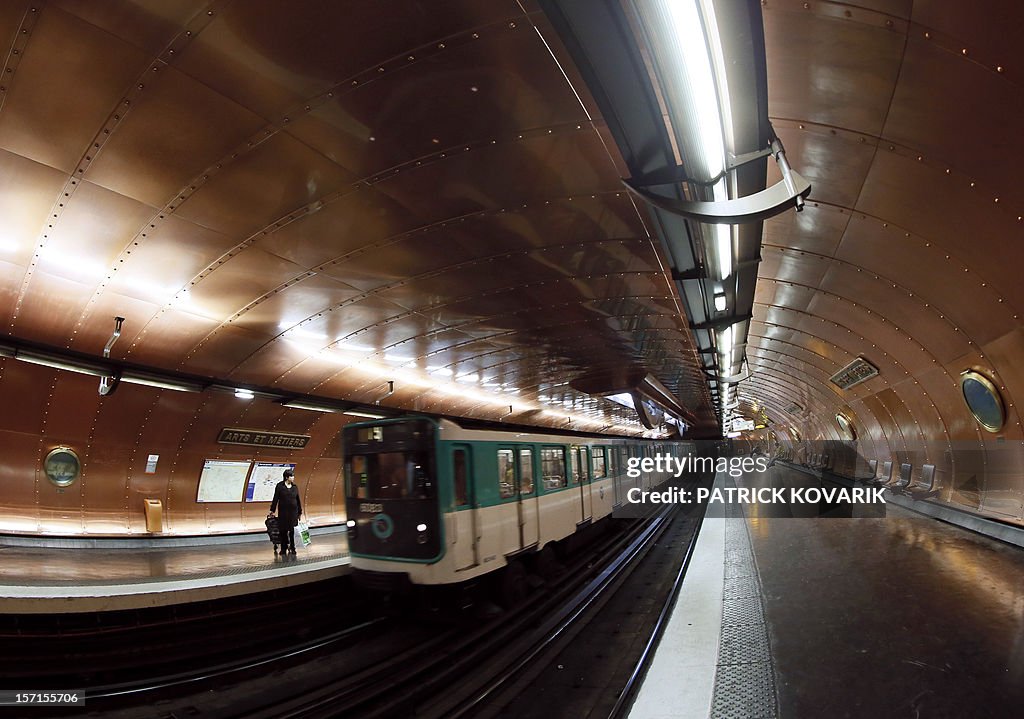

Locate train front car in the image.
[343,417,442,592]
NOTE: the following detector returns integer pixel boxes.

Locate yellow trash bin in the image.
[144,499,163,533]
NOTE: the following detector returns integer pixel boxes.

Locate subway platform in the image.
[0,527,349,614]
[630,463,1024,719]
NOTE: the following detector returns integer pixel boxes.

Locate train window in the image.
[453,449,468,506]
[347,451,433,500]
[519,448,535,494]
[607,448,616,476]
[960,370,1005,432]
[356,426,385,442]
[541,446,567,490]
[348,456,369,498]
[572,447,586,484]
[592,447,606,478]
[497,449,516,499]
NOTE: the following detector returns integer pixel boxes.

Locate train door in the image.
[518,447,539,548]
[573,445,593,523]
[450,444,478,570]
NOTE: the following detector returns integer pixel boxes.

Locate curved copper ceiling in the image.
[0,0,715,436]
[749,0,1024,521]
[2,0,1024,534]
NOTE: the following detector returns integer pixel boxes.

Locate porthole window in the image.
[44,447,80,487]
[960,370,1004,433]
[835,413,856,441]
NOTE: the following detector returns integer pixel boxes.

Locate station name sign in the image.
[217,428,310,449]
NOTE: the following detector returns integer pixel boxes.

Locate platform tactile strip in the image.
[711,661,776,719]
[711,507,778,719]
[721,595,765,625]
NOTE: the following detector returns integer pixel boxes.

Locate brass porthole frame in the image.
[959,370,1005,433]
[835,413,856,441]
[43,446,81,488]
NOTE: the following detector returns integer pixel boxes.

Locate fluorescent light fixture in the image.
[700,0,733,147]
[428,366,453,376]
[715,223,732,280]
[344,409,388,419]
[121,372,203,393]
[718,325,733,358]
[281,400,338,413]
[456,372,479,383]
[234,388,255,400]
[16,351,109,377]
[714,293,727,312]
[640,0,726,181]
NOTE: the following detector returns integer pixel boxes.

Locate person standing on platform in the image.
[270,469,303,556]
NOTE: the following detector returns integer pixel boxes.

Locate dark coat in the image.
[270,480,302,529]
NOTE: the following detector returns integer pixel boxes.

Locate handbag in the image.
[297,519,312,547]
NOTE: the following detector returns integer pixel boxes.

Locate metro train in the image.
[343,415,693,597]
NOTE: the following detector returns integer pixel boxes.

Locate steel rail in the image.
[85,616,388,700]
[607,502,707,717]
[436,504,680,719]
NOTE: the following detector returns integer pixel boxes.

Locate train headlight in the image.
[346,519,357,538]
[416,522,428,544]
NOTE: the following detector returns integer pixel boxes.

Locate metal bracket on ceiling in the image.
[691,313,752,332]
[718,356,754,385]
[622,134,811,224]
[626,147,773,188]
[98,316,124,397]
[671,265,706,281]
[728,146,775,171]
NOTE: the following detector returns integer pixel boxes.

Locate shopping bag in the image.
[298,519,312,547]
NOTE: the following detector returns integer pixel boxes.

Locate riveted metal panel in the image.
[0,5,151,173]
[856,151,1024,311]
[884,34,1024,212]
[769,123,876,209]
[86,65,269,208]
[764,3,905,136]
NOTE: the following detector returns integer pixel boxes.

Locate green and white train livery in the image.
[343,416,688,588]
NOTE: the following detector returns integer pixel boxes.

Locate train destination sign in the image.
[217,428,311,449]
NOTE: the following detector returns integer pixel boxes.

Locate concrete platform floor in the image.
[0,530,349,612]
[746,465,1024,718]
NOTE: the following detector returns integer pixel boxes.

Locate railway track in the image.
[34,477,708,718]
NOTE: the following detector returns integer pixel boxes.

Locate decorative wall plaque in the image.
[829,357,879,390]
[217,428,310,449]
